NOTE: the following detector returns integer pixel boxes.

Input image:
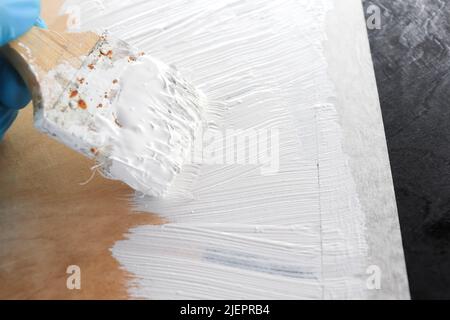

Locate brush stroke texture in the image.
[61,0,370,299]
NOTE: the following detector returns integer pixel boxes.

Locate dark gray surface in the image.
[363,0,450,299]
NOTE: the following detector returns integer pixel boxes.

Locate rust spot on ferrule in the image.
[78,99,87,110]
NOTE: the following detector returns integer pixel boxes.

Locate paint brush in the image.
[0,27,206,197]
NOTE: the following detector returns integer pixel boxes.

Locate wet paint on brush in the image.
[37,34,207,197]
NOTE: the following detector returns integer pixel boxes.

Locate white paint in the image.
[60,0,374,299]
[37,35,207,197]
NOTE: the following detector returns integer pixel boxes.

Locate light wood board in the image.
[0,0,409,299]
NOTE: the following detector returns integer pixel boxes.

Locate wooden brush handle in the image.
[0,27,100,109]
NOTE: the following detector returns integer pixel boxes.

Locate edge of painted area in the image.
[323,0,410,299]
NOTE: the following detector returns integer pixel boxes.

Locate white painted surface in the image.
[60,0,410,299]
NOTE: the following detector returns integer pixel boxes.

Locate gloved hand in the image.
[0,0,46,140]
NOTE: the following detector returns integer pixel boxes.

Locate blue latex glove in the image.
[0,0,46,140]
